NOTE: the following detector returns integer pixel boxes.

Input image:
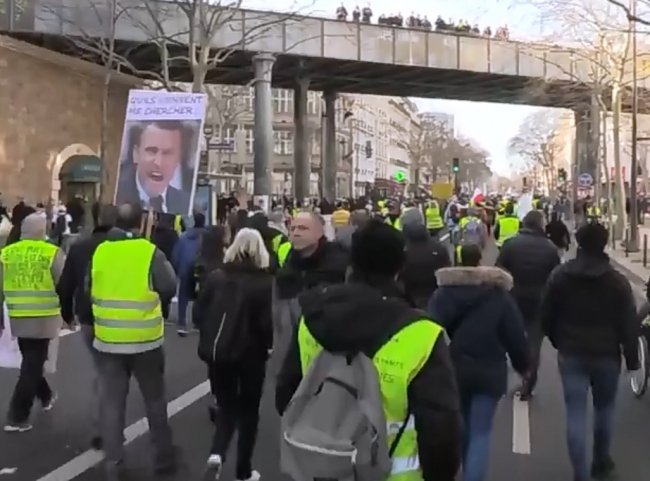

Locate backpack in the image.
[196,271,249,363]
[460,218,482,245]
[280,349,408,481]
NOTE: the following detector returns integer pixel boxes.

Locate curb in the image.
[609,254,647,296]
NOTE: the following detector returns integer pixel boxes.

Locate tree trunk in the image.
[612,84,626,239]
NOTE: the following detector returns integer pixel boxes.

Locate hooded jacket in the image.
[171,226,204,288]
[399,223,451,309]
[540,250,639,369]
[276,279,462,481]
[428,266,530,397]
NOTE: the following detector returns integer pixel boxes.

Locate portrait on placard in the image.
[114,90,207,216]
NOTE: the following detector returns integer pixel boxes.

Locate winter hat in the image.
[351,219,405,278]
[400,207,425,228]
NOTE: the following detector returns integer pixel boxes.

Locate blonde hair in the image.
[223,228,270,269]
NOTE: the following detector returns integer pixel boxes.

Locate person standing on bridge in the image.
[88,203,180,480]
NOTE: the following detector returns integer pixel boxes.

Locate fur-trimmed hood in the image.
[435,266,513,291]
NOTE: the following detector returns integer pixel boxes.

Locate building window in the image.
[273,89,293,113]
[245,127,254,153]
[243,88,254,111]
[308,92,320,116]
[274,130,293,155]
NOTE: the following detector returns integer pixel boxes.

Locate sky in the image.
[239,0,565,176]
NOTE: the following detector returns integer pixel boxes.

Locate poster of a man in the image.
[114,90,207,215]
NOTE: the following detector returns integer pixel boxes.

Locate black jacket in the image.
[400,223,451,309]
[540,251,639,369]
[545,220,571,249]
[428,266,530,397]
[193,260,273,361]
[57,226,113,325]
[151,225,179,265]
[275,237,349,300]
[496,227,561,324]
[275,279,462,481]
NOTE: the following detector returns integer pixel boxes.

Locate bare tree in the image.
[516,0,650,232]
[507,110,565,192]
[405,116,457,184]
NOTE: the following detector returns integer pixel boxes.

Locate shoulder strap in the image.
[389,408,412,458]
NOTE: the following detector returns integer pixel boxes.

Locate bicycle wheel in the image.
[630,335,649,397]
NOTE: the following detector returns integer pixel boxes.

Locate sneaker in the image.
[591,458,617,480]
[90,436,103,450]
[206,454,223,479]
[177,329,189,337]
[3,421,33,433]
[42,393,57,411]
[236,470,261,481]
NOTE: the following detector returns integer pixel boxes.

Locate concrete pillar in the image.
[252,53,275,204]
[322,90,337,203]
[293,77,310,203]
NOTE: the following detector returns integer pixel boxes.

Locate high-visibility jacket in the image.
[532,199,540,210]
[587,206,601,217]
[1,240,60,318]
[272,234,284,254]
[459,216,480,229]
[425,205,444,229]
[496,216,519,247]
[174,215,183,235]
[278,241,292,267]
[91,238,163,354]
[331,209,350,227]
[297,317,443,481]
[387,216,401,231]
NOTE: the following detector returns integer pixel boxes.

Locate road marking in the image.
[512,395,531,455]
[59,329,77,338]
[440,232,450,241]
[36,381,210,481]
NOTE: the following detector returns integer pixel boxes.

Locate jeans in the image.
[9,338,53,423]
[558,354,620,481]
[460,393,498,481]
[210,358,266,480]
[176,289,191,329]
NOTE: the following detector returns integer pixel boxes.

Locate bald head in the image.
[116,203,143,231]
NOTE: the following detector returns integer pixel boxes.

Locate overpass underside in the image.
[10,32,598,109]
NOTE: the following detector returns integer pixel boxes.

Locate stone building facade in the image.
[0,35,140,206]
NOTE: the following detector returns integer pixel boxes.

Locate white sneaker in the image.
[206,454,222,479]
[42,393,57,411]
[237,470,261,481]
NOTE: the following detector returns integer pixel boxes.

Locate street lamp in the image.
[629,0,640,251]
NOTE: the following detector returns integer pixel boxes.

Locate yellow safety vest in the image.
[587,206,601,217]
[387,217,401,231]
[174,215,183,234]
[91,238,163,353]
[278,241,292,267]
[425,206,444,229]
[0,240,60,318]
[272,234,284,254]
[459,216,479,229]
[298,318,442,481]
[496,216,519,247]
[455,245,463,265]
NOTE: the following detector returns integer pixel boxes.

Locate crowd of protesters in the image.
[334,4,510,40]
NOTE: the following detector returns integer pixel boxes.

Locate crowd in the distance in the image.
[334,3,510,40]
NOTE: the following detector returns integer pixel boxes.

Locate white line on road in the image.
[440,232,450,241]
[36,381,210,481]
[512,395,531,455]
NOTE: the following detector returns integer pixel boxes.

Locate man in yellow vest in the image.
[275,219,462,481]
[88,203,179,479]
[0,213,66,433]
[494,203,520,248]
[425,200,445,237]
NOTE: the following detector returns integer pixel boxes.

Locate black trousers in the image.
[9,338,53,423]
[524,323,545,393]
[209,358,266,479]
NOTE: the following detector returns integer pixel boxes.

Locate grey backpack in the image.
[460,218,482,245]
[281,350,405,481]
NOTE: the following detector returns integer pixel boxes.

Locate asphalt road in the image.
[2,238,650,481]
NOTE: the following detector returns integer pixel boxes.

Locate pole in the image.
[629,0,640,251]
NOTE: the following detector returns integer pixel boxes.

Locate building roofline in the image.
[0,35,144,87]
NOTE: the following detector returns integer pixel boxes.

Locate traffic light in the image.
[558,167,567,182]
[452,158,460,173]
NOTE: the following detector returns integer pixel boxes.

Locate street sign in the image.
[577,173,593,187]
[394,170,406,182]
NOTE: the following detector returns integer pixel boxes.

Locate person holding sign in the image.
[0,213,67,433]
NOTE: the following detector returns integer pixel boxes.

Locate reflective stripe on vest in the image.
[496,217,519,247]
[425,207,444,229]
[277,241,292,267]
[298,318,442,481]
[0,240,59,317]
[91,238,163,353]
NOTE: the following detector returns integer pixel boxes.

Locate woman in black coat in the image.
[192,227,273,481]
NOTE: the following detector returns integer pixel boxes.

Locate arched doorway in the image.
[51,144,102,205]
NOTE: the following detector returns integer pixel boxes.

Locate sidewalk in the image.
[607,223,650,287]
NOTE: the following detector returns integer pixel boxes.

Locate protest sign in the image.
[114,90,208,216]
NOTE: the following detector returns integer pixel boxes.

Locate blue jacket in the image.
[428,266,530,397]
[172,227,205,288]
